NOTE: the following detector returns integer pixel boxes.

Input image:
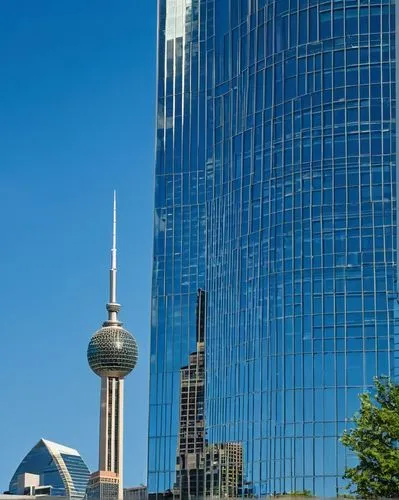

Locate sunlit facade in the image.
[149,0,398,497]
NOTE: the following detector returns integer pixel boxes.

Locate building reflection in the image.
[175,289,206,498]
[205,443,244,498]
[174,290,244,499]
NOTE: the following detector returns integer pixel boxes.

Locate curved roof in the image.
[9,438,90,498]
[41,439,80,456]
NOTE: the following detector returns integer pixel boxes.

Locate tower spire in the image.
[111,190,117,303]
[104,190,122,327]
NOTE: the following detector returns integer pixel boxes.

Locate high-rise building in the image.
[149,0,398,497]
[175,290,206,498]
[86,472,120,500]
[206,443,244,499]
[87,193,138,500]
[8,438,90,498]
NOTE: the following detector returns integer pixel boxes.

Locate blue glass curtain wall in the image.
[148,0,398,497]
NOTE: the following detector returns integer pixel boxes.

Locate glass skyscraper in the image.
[149,0,398,497]
[9,439,90,498]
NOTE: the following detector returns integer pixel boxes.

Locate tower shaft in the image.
[99,377,124,500]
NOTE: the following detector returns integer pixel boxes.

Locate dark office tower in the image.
[175,345,205,498]
[175,291,206,499]
[149,0,398,497]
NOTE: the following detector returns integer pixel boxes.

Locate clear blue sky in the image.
[0,0,156,490]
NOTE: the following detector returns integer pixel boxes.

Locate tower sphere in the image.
[87,326,138,378]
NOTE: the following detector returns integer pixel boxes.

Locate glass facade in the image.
[9,439,90,498]
[149,0,398,497]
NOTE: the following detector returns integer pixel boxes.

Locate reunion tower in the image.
[86,192,138,500]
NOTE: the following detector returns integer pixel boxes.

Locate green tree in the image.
[341,377,399,497]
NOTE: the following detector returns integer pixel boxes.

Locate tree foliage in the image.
[341,377,399,498]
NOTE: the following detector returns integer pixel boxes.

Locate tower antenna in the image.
[104,190,121,326]
[111,189,117,303]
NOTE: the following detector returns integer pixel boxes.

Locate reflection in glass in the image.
[149,0,398,497]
